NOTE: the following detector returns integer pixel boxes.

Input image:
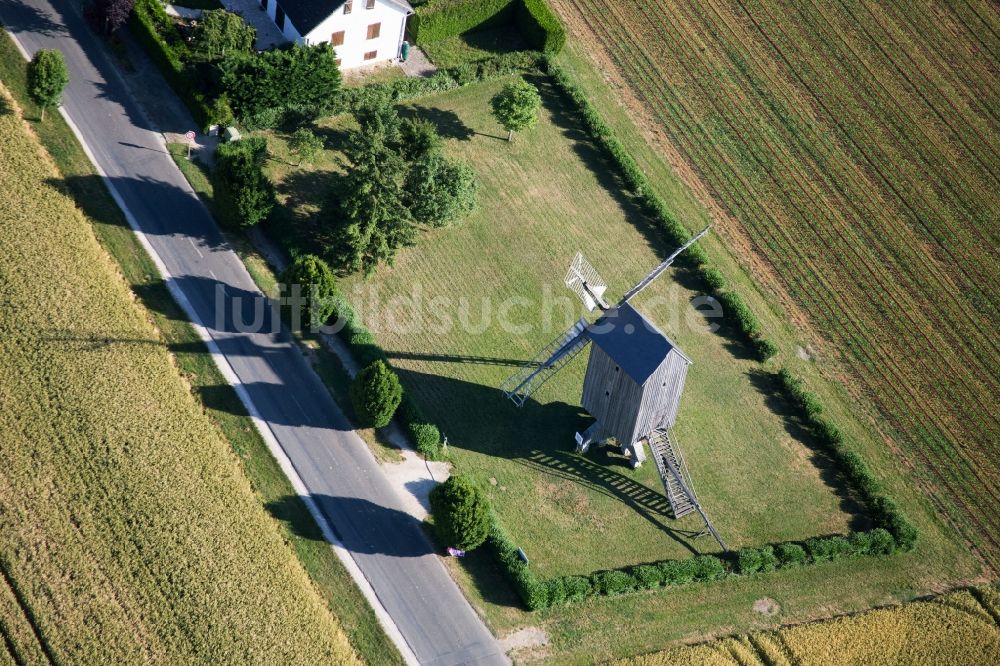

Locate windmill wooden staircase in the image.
[647,428,728,551]
[648,428,696,518]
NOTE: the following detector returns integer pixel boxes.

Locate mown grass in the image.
[618,584,1000,666]
[549,0,1000,570]
[263,75,863,578]
[0,85,359,662]
[0,32,401,665]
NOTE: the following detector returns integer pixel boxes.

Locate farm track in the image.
[552,0,1000,568]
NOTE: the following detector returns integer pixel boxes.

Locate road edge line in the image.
[4,29,420,666]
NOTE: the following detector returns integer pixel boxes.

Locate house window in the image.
[364,50,378,60]
[344,0,352,14]
[275,4,285,30]
[367,22,381,39]
[366,0,375,7]
[331,30,345,46]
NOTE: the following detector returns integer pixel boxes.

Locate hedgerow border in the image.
[306,52,918,609]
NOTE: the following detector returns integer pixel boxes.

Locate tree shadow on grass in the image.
[397,105,476,141]
[746,368,871,532]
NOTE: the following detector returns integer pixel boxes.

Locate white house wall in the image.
[302,1,408,69]
[262,0,303,42]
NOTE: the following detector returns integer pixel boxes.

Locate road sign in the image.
[184,130,196,159]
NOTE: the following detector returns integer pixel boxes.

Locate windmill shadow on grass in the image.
[746,368,872,532]
[392,366,703,556]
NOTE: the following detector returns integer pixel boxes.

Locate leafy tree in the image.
[398,117,442,161]
[288,127,324,166]
[349,360,402,428]
[429,475,491,551]
[330,112,415,274]
[490,79,541,142]
[212,137,275,227]
[27,49,69,121]
[282,254,337,330]
[404,152,478,227]
[219,43,341,124]
[94,0,134,34]
[192,10,256,62]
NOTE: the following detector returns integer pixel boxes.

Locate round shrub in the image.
[282,254,337,330]
[429,475,491,551]
[349,360,402,428]
[409,422,441,459]
[590,570,636,596]
[755,338,779,362]
[631,564,664,590]
[658,558,698,586]
[692,555,728,581]
[775,542,807,568]
[866,528,897,555]
[806,535,852,562]
[546,577,567,606]
[701,266,727,293]
[562,575,591,602]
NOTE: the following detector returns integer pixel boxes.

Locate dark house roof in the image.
[587,303,689,384]
[278,0,413,38]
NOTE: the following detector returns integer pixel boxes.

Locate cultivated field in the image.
[0,88,357,663]
[619,585,1000,666]
[549,0,1000,569]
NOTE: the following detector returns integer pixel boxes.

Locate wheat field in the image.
[0,86,358,664]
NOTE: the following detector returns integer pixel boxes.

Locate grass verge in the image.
[0,30,401,665]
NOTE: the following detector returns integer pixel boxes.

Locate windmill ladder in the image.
[501,318,590,406]
[648,428,728,551]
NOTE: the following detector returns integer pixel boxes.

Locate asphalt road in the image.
[0,1,507,664]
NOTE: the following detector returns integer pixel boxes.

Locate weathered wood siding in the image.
[581,347,690,446]
[581,346,643,446]
[633,350,689,440]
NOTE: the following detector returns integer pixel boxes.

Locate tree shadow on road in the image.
[266,494,436,558]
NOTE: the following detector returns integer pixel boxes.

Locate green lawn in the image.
[258,69,982,661]
[262,75,862,577]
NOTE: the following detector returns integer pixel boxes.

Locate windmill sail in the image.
[622,226,712,303]
[565,252,609,312]
[501,318,591,406]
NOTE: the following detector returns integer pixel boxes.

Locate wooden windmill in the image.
[500,226,726,550]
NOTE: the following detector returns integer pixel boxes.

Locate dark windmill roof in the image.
[280,0,413,37]
[587,303,690,385]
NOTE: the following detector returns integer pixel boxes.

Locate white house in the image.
[259,0,413,69]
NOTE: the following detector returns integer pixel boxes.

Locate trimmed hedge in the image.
[308,59,917,611]
[129,0,216,129]
[519,0,566,54]
[411,0,565,54]
[411,0,518,43]
[776,368,918,551]
[332,51,543,115]
[544,63,778,362]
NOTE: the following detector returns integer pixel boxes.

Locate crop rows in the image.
[619,585,1000,665]
[0,92,358,663]
[552,0,1000,567]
